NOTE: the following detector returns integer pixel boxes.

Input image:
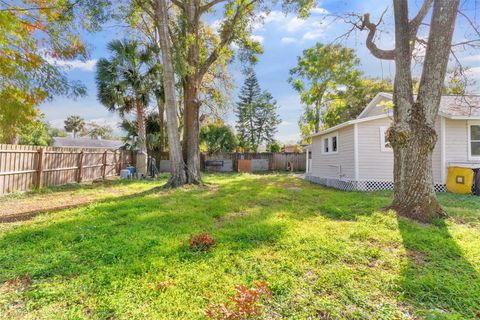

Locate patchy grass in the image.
[0,173,479,319]
[0,178,162,222]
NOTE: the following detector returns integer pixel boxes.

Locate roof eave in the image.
[308,114,390,139]
[438,111,480,120]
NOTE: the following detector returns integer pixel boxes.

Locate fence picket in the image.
[0,144,128,195]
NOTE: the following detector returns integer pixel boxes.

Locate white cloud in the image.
[210,18,224,33]
[310,7,328,15]
[464,54,480,63]
[280,121,293,126]
[281,37,297,44]
[254,9,330,43]
[285,17,308,32]
[264,11,285,24]
[46,58,98,72]
[250,34,264,44]
[466,67,480,78]
[302,30,324,41]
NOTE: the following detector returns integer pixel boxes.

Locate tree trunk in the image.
[135,100,148,177]
[154,0,187,187]
[183,0,202,184]
[387,0,459,222]
[389,102,443,222]
[184,77,202,184]
[8,134,19,145]
[314,98,322,133]
[157,98,165,154]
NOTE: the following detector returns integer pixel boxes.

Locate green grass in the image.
[0,173,479,319]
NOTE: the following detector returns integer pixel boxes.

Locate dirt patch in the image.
[0,182,156,223]
[408,250,428,267]
[287,187,302,192]
[1,276,31,293]
[207,185,220,194]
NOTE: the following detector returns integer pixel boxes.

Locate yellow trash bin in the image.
[446,166,474,194]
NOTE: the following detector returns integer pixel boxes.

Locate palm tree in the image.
[96,39,155,177]
[64,115,86,138]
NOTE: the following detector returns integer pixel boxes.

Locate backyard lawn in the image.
[0,173,479,319]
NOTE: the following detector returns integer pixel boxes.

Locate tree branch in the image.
[408,0,433,38]
[198,0,256,78]
[360,10,395,60]
[171,0,185,11]
[135,0,154,19]
[200,0,227,13]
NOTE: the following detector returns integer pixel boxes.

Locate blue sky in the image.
[39,0,480,143]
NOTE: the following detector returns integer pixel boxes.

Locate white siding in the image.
[310,126,355,179]
[445,119,468,164]
[357,118,393,180]
[308,116,468,186]
[444,119,480,165]
[357,117,443,184]
[432,119,442,184]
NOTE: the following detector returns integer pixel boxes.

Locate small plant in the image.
[189,232,216,252]
[204,281,272,320]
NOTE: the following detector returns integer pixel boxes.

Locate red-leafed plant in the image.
[204,282,272,320]
[189,232,216,251]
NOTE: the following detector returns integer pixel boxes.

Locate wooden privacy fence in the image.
[0,144,134,195]
[200,152,306,172]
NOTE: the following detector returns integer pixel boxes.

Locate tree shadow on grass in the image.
[291,177,480,318]
[397,218,480,319]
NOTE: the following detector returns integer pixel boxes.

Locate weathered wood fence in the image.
[0,145,306,195]
[201,152,306,171]
[153,152,306,172]
[0,144,134,195]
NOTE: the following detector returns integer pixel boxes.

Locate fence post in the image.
[77,151,84,183]
[118,151,123,174]
[36,148,45,189]
[102,150,108,179]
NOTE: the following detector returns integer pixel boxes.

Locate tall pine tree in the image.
[236,69,280,152]
[236,68,261,151]
[254,92,280,149]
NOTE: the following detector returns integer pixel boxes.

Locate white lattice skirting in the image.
[305,175,447,192]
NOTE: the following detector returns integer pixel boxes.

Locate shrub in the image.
[189,232,216,252]
[204,281,272,320]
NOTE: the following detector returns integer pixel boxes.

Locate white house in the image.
[304,92,480,192]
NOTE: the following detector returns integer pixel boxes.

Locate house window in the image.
[322,132,339,154]
[332,136,337,152]
[379,127,392,152]
[469,123,480,158]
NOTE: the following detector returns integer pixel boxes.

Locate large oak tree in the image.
[351,0,462,221]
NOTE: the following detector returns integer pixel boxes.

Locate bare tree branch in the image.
[408,0,433,38]
[458,10,480,38]
[200,0,227,13]
[360,10,395,60]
